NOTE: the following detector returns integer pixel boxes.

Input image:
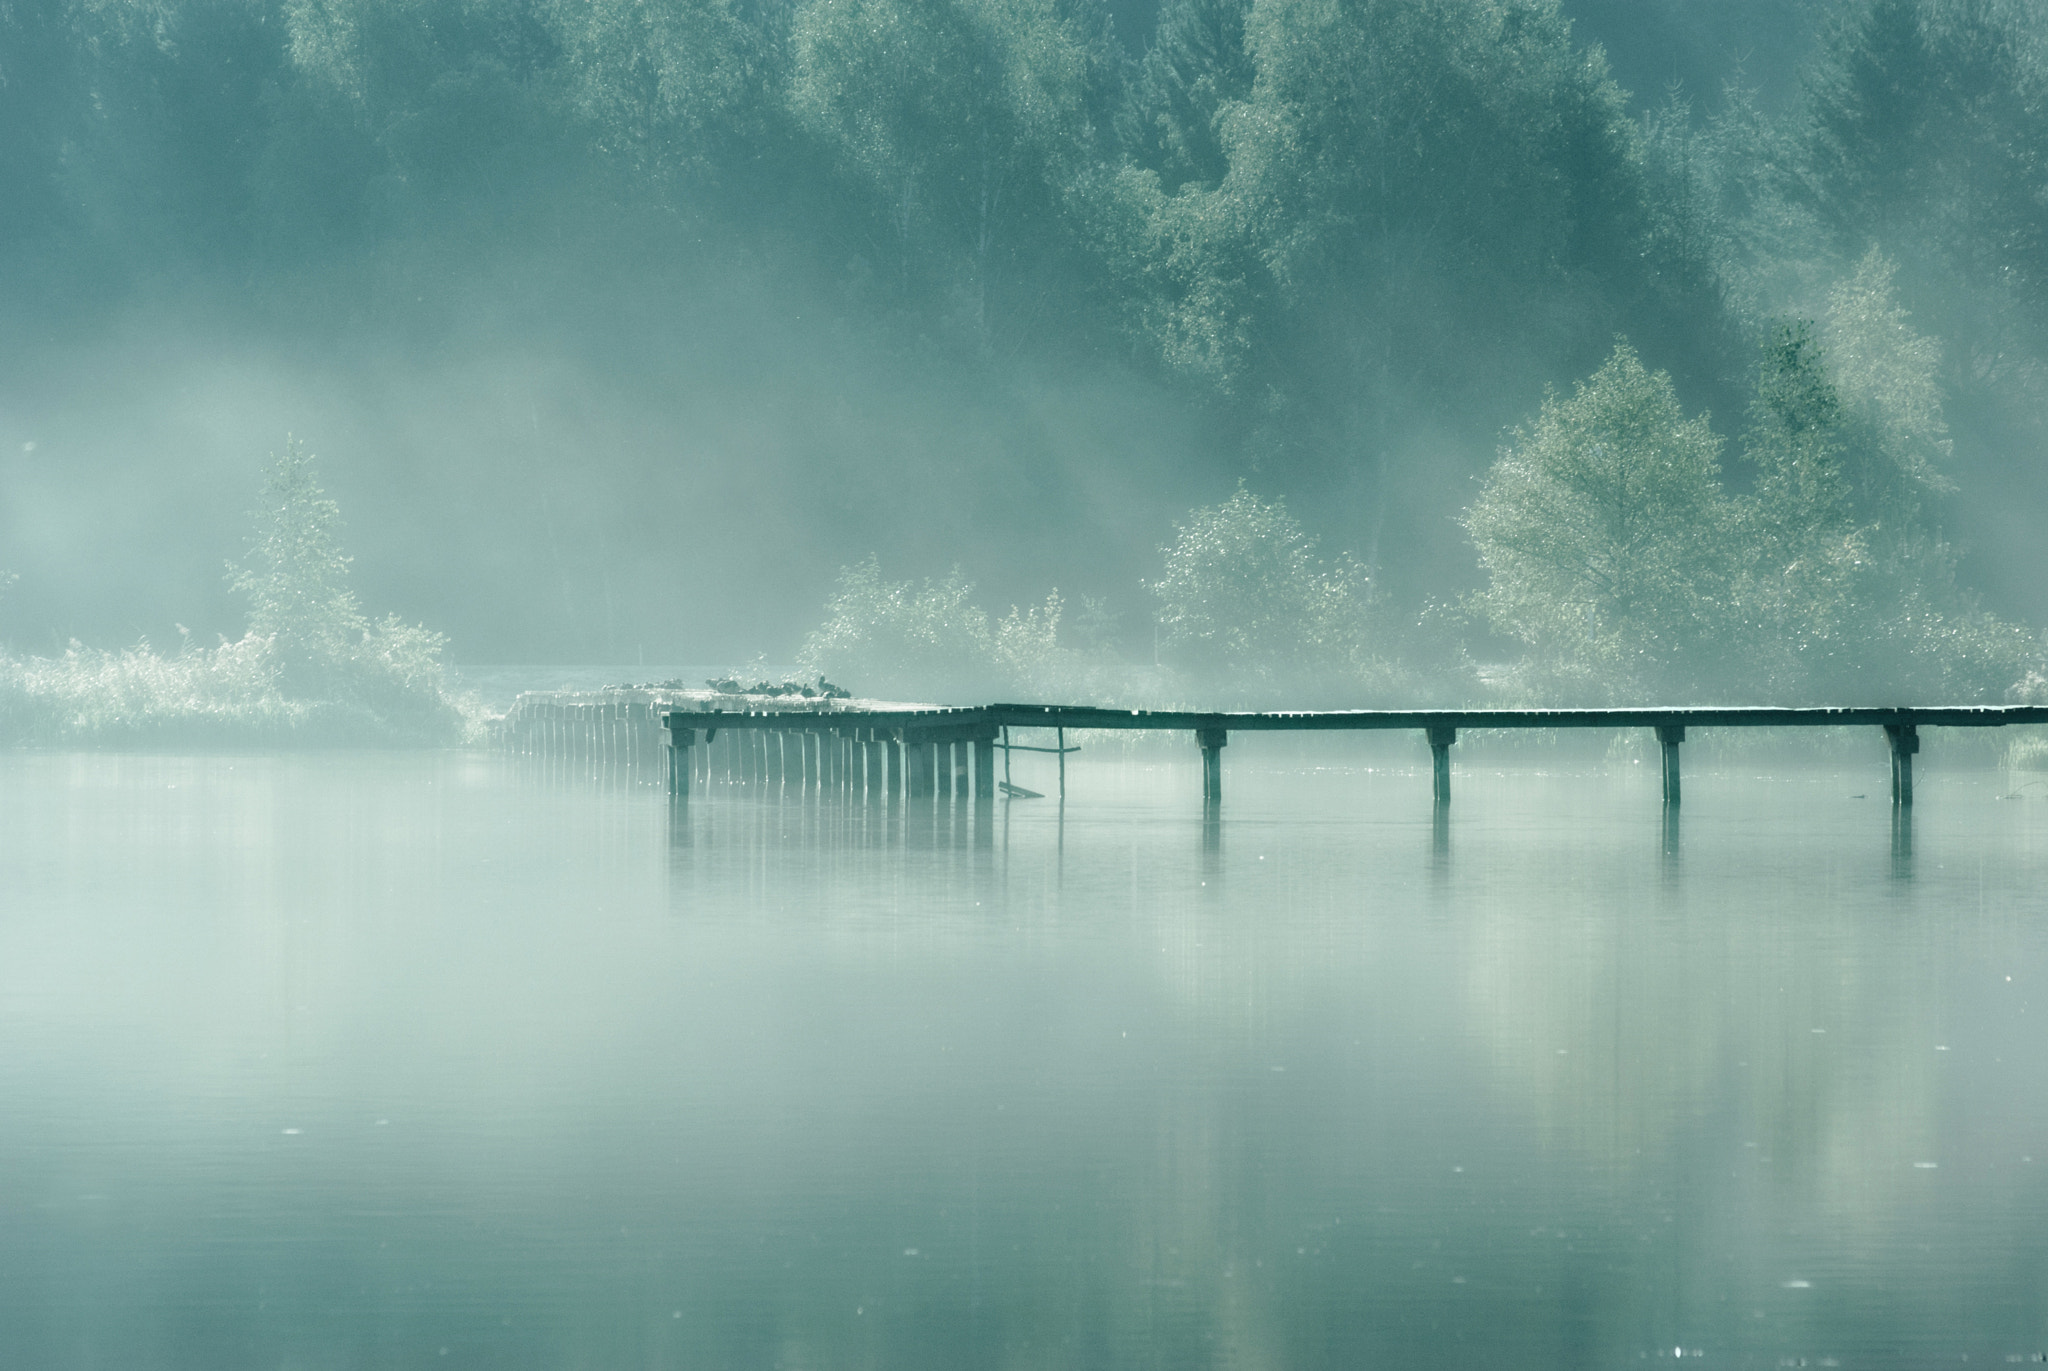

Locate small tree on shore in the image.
[228,436,366,686]
[1465,343,1738,699]
[228,437,459,734]
[1149,484,1379,699]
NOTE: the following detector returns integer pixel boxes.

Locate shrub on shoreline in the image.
[0,440,474,749]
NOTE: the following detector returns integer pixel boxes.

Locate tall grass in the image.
[0,629,477,749]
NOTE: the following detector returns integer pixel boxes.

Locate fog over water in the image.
[5,752,2048,1367]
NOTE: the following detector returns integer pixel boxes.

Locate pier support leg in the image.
[1885,723,1919,807]
[885,735,902,802]
[865,736,885,802]
[1197,727,1227,803]
[907,736,934,799]
[1427,726,1456,806]
[1656,724,1684,807]
[952,740,972,799]
[664,721,694,799]
[974,734,996,801]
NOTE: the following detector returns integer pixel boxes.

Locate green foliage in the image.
[1466,344,1737,699]
[1090,0,1725,435]
[1680,0,2048,393]
[1150,484,1385,699]
[797,556,998,701]
[787,0,1107,341]
[226,440,463,734]
[0,438,471,748]
[1470,324,2041,704]
[1115,0,1251,192]
[547,0,763,176]
[1822,248,1957,513]
[8,0,2048,712]
[229,436,367,675]
[797,557,1152,704]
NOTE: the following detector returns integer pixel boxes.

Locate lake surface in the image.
[3,748,2046,1369]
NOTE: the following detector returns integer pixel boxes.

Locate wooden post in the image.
[625,701,645,782]
[907,735,934,798]
[974,732,996,800]
[1196,727,1226,803]
[1656,724,1684,807]
[1886,723,1919,807]
[865,735,885,802]
[1428,726,1456,805]
[952,739,972,799]
[885,734,903,802]
[1056,727,1066,802]
[664,717,693,799]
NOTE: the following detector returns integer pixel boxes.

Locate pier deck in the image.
[650,703,2048,808]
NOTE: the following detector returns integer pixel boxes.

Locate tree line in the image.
[4,0,2046,700]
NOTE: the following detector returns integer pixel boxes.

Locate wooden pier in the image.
[491,692,2047,808]
[650,702,2048,808]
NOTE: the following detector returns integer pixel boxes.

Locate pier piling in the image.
[1886,723,1919,806]
[665,723,693,798]
[974,733,996,801]
[1427,726,1456,805]
[949,741,968,800]
[1197,727,1227,803]
[1656,724,1684,807]
[907,736,934,799]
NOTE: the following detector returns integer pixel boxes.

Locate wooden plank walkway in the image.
[655,702,2048,808]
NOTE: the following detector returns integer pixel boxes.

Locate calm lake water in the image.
[3,747,2047,1369]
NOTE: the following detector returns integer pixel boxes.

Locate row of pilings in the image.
[491,691,1000,801]
[492,691,673,787]
[662,720,998,803]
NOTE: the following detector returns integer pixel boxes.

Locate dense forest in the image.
[2,0,2045,712]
